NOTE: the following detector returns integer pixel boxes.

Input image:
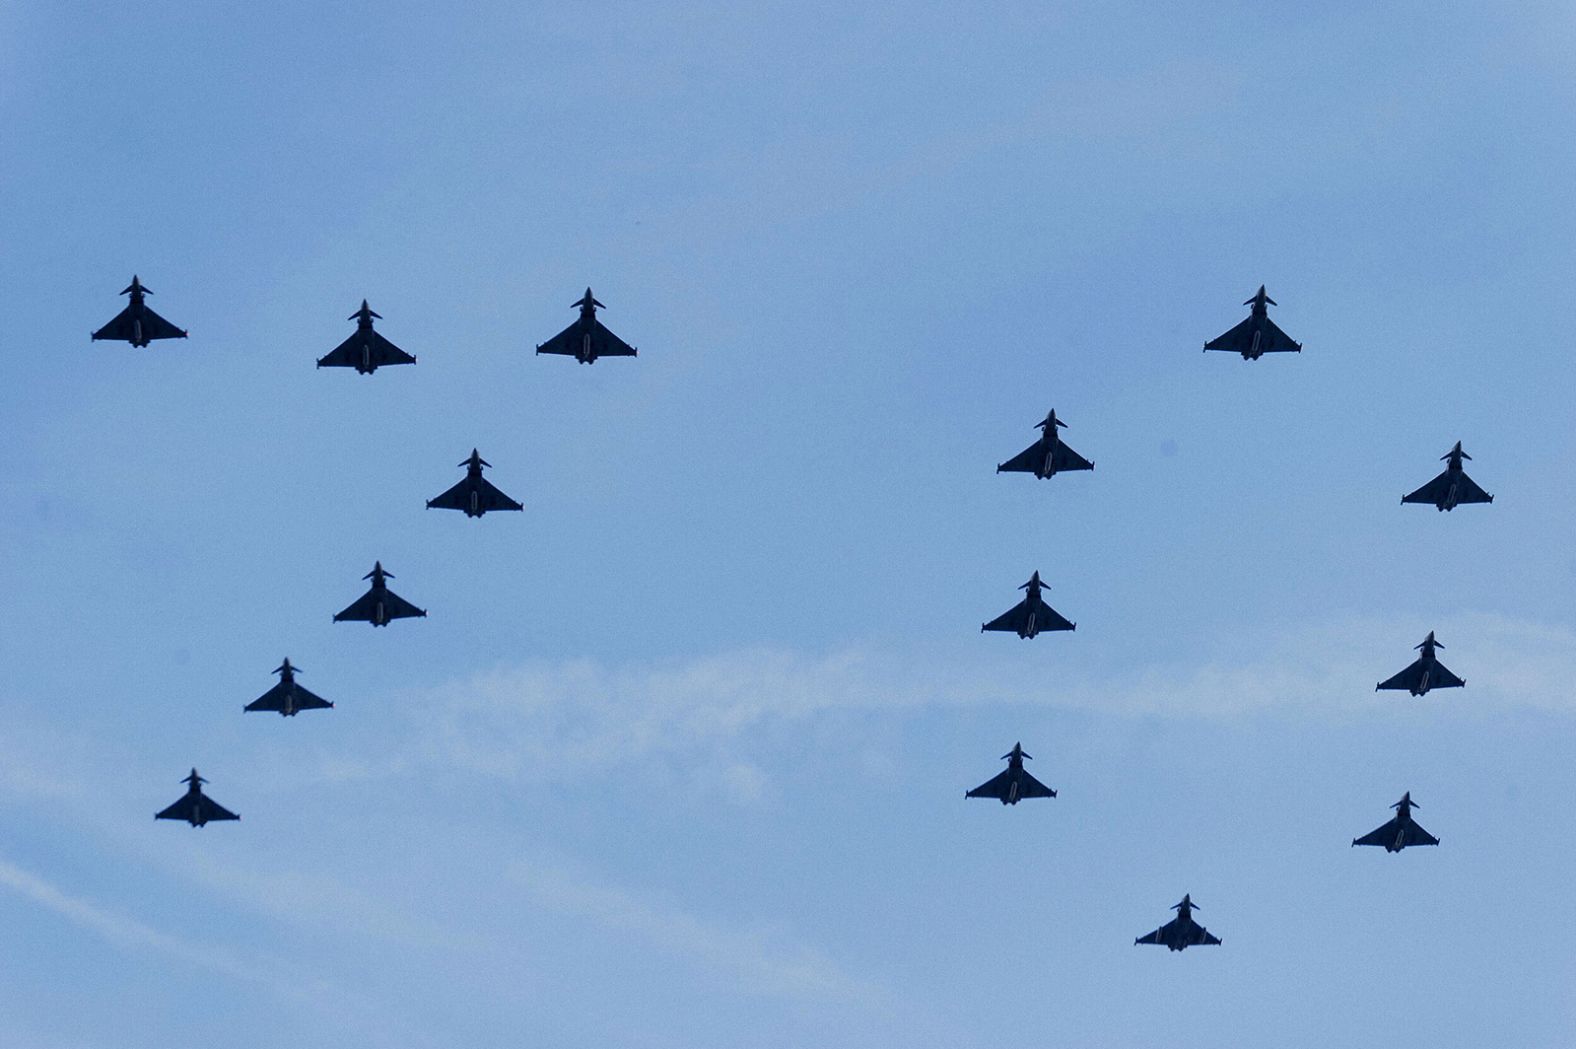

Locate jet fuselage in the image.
[1438,463,1467,511]
[1020,579,1045,630]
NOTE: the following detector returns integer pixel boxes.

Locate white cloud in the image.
[511,858,878,1003]
[0,855,276,988]
[0,725,93,804]
[368,611,1576,787]
[1461,612,1576,714]
[0,724,459,955]
[0,856,448,1048]
[3,610,1568,987]
[404,648,917,782]
[10,612,1572,813]
[717,761,768,804]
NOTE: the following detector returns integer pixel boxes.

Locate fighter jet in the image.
[536,288,637,364]
[981,571,1075,638]
[965,742,1056,804]
[1134,895,1221,951]
[1376,631,1464,696]
[316,301,416,373]
[91,276,188,347]
[1401,442,1494,511]
[1353,792,1439,853]
[426,449,523,517]
[1203,285,1300,359]
[996,410,1094,479]
[155,769,239,827]
[244,658,333,716]
[333,562,426,626]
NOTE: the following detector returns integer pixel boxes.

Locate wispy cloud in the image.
[402,648,920,784]
[0,724,93,804]
[4,611,1568,989]
[0,854,456,1049]
[13,612,1571,811]
[366,610,1576,788]
[0,723,461,956]
[1462,612,1576,714]
[0,855,278,988]
[512,857,879,1003]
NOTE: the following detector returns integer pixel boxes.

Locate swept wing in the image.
[92,305,187,345]
[536,319,637,359]
[982,597,1075,635]
[317,329,416,370]
[426,477,523,514]
[245,680,334,714]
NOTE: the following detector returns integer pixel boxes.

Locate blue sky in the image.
[3,2,1576,1046]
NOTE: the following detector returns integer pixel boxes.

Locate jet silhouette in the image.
[426,449,523,517]
[1203,286,1300,359]
[245,658,334,716]
[996,410,1094,479]
[965,743,1056,804]
[1135,895,1221,951]
[1352,792,1439,853]
[536,288,637,364]
[981,571,1075,638]
[1376,631,1464,696]
[333,562,426,626]
[1401,442,1493,511]
[91,276,187,347]
[316,301,417,373]
[155,769,239,827]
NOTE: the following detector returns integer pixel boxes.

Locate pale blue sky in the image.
[3,2,1576,1046]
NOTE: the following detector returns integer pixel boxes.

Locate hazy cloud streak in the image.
[0,855,271,987]
[378,611,1576,786]
[512,858,881,1003]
